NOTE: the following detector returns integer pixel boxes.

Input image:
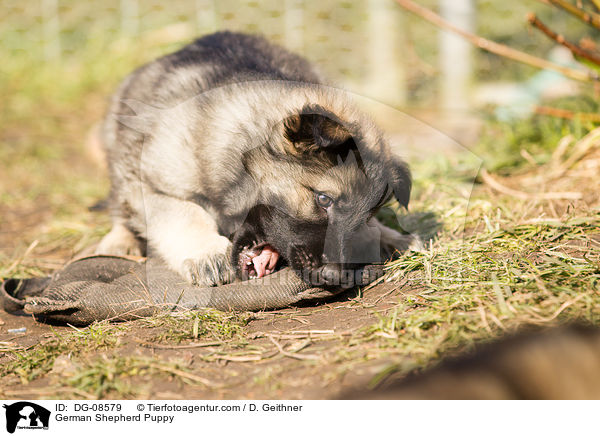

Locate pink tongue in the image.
[252,245,280,278]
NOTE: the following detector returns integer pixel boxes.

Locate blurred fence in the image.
[1,0,582,110]
[2,0,446,108]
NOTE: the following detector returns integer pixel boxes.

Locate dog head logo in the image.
[3,402,50,433]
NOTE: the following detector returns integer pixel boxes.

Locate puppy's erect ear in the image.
[283,108,352,153]
[389,156,412,209]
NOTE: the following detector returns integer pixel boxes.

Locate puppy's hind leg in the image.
[370,218,424,261]
[95,219,144,257]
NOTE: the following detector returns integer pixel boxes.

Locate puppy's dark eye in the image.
[315,193,333,209]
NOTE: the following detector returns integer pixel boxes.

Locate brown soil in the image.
[0,242,417,399]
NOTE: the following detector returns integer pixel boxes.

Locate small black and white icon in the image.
[3,402,51,433]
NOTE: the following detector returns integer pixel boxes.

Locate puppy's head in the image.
[231,104,411,288]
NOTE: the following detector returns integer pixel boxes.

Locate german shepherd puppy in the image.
[96,31,418,288]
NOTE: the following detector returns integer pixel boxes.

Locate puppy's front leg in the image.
[143,192,236,286]
[370,218,424,260]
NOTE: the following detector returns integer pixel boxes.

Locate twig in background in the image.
[147,362,220,387]
[480,168,583,200]
[135,339,224,349]
[394,0,599,82]
[5,239,39,275]
[589,0,600,12]
[534,105,600,122]
[551,134,576,165]
[520,149,538,166]
[524,294,585,323]
[553,127,600,175]
[543,0,600,30]
[215,354,264,362]
[267,334,321,360]
[527,13,600,65]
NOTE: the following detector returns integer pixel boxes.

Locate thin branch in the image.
[135,339,224,349]
[267,335,321,360]
[543,0,600,30]
[394,0,598,82]
[550,127,600,177]
[534,105,600,122]
[5,239,38,275]
[215,354,265,362]
[147,363,220,387]
[523,294,585,323]
[528,13,600,65]
[480,169,583,200]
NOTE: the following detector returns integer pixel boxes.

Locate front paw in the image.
[381,234,424,260]
[182,253,236,286]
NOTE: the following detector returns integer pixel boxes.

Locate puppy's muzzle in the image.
[314,263,381,289]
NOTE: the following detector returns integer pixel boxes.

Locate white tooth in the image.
[247,261,253,265]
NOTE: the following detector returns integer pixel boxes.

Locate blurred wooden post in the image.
[439,0,474,110]
[42,0,61,60]
[196,0,217,34]
[284,0,304,53]
[120,0,139,35]
[366,0,406,107]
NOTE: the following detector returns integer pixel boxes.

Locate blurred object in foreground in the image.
[343,325,600,399]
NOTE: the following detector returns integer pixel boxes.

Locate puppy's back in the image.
[164,31,323,86]
[114,31,322,109]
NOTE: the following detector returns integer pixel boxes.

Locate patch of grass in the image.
[58,354,220,399]
[0,258,48,279]
[363,145,600,385]
[60,356,140,399]
[138,310,253,344]
[1,318,226,398]
[476,96,600,173]
[2,322,121,383]
[3,334,71,383]
[69,322,123,348]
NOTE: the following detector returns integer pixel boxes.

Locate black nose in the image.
[320,263,341,286]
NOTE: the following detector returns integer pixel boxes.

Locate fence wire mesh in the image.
[3,0,439,107]
[1,1,580,108]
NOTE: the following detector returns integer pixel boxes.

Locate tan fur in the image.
[343,326,600,400]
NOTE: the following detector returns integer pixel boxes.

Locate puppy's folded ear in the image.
[283,107,352,153]
[389,156,412,209]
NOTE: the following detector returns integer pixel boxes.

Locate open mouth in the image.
[238,243,280,279]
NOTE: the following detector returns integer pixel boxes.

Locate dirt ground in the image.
[0,268,421,399]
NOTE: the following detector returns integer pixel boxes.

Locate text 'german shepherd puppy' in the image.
[96,31,417,288]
